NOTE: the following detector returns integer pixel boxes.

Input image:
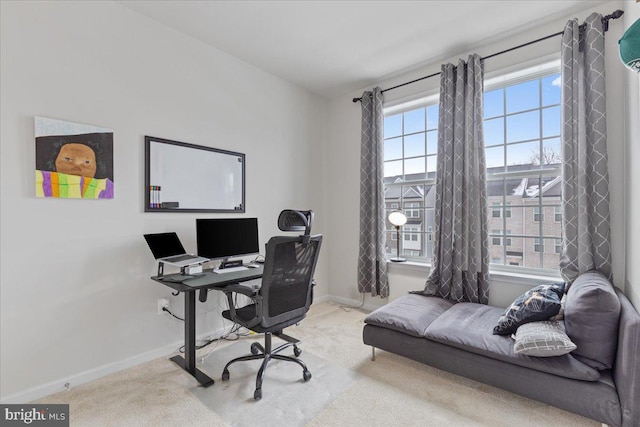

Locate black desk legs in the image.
[169,290,215,387]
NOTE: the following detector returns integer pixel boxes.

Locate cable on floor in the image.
[340,292,366,312]
[178,292,253,356]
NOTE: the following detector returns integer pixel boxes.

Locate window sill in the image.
[386,259,563,285]
[386,259,431,274]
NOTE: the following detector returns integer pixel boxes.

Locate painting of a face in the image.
[55,143,97,178]
[35,117,114,199]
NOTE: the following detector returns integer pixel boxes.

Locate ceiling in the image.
[120,1,606,99]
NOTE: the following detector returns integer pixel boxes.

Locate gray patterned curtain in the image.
[421,55,489,304]
[358,87,389,298]
[560,13,612,283]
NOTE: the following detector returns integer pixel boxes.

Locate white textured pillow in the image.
[513,321,576,357]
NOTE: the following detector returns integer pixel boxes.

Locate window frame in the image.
[382,59,564,279]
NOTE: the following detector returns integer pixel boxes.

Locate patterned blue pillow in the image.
[493,283,565,336]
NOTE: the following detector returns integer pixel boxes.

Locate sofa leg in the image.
[371,347,376,361]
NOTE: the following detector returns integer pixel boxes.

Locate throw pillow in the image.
[513,320,577,357]
[564,270,620,370]
[549,294,567,321]
[493,282,565,336]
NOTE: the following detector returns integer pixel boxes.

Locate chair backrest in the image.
[278,210,314,233]
[258,234,322,328]
[278,209,314,244]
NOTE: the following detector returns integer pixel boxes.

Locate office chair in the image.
[220,209,322,400]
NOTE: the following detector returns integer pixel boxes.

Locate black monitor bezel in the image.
[196,217,259,260]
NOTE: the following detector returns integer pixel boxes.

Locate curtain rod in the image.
[352,9,624,103]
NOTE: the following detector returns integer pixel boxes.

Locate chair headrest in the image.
[278,210,314,237]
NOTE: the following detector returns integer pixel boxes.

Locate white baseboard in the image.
[1,295,385,404]
[0,325,229,404]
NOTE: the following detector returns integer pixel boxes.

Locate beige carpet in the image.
[36,301,599,426]
[190,340,358,426]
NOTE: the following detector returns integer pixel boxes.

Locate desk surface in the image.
[151,265,264,292]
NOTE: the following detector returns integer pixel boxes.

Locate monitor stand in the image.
[219,258,243,269]
[157,261,165,277]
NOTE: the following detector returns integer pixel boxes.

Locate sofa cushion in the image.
[493,282,565,335]
[364,294,454,338]
[424,302,600,381]
[564,270,620,370]
[513,320,576,357]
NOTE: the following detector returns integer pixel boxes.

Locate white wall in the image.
[0,1,327,401]
[624,2,640,309]
[2,0,637,404]
[325,1,632,310]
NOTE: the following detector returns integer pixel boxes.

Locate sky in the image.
[383,73,562,178]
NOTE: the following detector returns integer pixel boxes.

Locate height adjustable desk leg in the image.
[169,290,215,387]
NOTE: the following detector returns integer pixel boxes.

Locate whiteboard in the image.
[145,136,245,212]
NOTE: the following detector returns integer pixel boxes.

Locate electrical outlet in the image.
[157,298,169,315]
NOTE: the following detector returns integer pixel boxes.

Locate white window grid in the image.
[485,65,562,272]
[383,61,563,274]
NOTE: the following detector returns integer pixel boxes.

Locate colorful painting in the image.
[35,117,114,199]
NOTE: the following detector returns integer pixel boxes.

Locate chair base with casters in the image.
[221,309,312,400]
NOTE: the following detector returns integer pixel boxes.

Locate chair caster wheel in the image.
[251,343,263,355]
[254,388,262,400]
[303,370,312,381]
[222,370,230,381]
[293,345,302,357]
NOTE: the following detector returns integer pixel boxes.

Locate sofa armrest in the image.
[613,290,640,427]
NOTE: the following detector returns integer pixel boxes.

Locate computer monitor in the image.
[196,218,259,262]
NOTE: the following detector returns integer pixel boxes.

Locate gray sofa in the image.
[363,271,640,426]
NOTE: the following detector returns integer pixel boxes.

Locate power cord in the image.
[178,322,252,354]
[339,293,366,312]
[162,306,184,321]
[177,293,254,354]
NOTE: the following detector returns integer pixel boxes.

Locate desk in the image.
[151,266,264,387]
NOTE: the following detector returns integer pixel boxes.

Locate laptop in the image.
[143,232,209,267]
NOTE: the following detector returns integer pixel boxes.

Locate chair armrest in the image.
[222,283,259,297]
[222,283,262,328]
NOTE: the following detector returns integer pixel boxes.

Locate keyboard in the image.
[164,254,198,263]
[213,266,249,274]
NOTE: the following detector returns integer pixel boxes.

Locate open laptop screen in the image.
[143,232,187,259]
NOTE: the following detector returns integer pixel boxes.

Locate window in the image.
[405,202,421,218]
[533,206,543,222]
[505,202,512,218]
[534,238,544,253]
[383,100,438,260]
[383,61,562,274]
[555,238,562,254]
[391,203,399,209]
[485,62,562,272]
[492,202,501,218]
[492,230,501,246]
[404,226,420,241]
[555,206,562,222]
